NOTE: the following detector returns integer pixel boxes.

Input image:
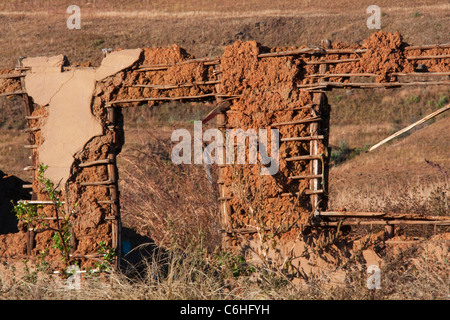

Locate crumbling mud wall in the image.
[218,40,328,241]
[0,31,448,274]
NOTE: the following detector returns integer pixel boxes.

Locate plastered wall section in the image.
[23,49,142,186]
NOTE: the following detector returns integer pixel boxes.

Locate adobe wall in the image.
[0,31,448,274]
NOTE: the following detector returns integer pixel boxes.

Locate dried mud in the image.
[0,69,22,94]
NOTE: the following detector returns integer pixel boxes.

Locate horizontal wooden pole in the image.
[257,47,316,58]
[78,158,113,167]
[258,48,368,58]
[23,127,41,133]
[137,57,220,71]
[132,80,220,90]
[218,196,233,201]
[392,72,450,77]
[80,180,114,187]
[0,91,26,97]
[318,211,386,218]
[0,73,25,79]
[406,54,450,60]
[314,219,450,226]
[305,58,360,65]
[271,116,321,127]
[289,174,322,180]
[285,154,323,162]
[298,81,450,89]
[107,94,241,106]
[306,73,377,78]
[281,135,324,142]
[404,43,450,50]
[280,189,324,197]
[19,200,65,205]
[25,115,46,120]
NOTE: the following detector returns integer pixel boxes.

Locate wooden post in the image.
[214,64,233,243]
[106,107,121,267]
[18,57,38,256]
[309,40,331,212]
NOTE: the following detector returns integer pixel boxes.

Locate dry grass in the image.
[0,237,448,300]
[0,0,448,67]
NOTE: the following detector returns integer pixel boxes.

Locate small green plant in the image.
[216,253,256,278]
[330,140,351,165]
[413,12,421,18]
[405,95,419,105]
[93,39,104,46]
[96,241,116,271]
[436,95,448,108]
[12,164,74,266]
[11,201,43,227]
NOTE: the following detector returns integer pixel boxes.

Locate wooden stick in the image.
[225,218,450,234]
[406,54,450,60]
[19,200,65,205]
[318,211,386,218]
[305,58,360,65]
[271,116,321,127]
[404,43,450,50]
[0,73,25,79]
[257,48,368,58]
[25,115,46,120]
[132,80,220,89]
[281,135,324,142]
[137,57,220,71]
[202,100,232,124]
[314,220,450,226]
[107,94,241,106]
[299,81,450,89]
[392,72,450,77]
[78,158,113,168]
[23,127,41,133]
[80,180,114,187]
[289,174,322,180]
[306,73,377,78]
[285,154,323,162]
[0,91,27,97]
[257,47,316,58]
[280,189,324,197]
[368,103,450,152]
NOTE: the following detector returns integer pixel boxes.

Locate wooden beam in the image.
[406,54,450,60]
[0,91,27,97]
[281,135,324,142]
[271,116,321,127]
[285,154,323,162]
[368,103,450,152]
